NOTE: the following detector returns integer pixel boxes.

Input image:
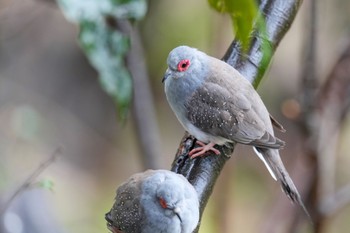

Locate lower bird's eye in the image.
[159,197,168,209]
[177,59,190,72]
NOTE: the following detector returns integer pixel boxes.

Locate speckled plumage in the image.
[106,170,199,233]
[164,46,283,148]
[163,46,309,218]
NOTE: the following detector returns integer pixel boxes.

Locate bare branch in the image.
[300,0,319,128]
[117,20,163,169]
[316,40,350,219]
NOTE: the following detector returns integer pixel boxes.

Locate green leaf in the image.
[57,0,147,121]
[253,15,273,88]
[208,0,258,52]
[208,0,226,12]
[37,178,55,192]
[208,0,273,85]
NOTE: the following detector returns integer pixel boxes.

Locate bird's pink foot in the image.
[189,141,220,158]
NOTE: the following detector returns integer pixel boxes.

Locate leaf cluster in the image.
[58,0,147,120]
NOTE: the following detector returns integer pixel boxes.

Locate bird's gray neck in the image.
[164,59,209,130]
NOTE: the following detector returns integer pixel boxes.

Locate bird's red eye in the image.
[177,59,190,72]
[159,198,167,209]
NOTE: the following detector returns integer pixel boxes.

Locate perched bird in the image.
[163,45,309,217]
[106,169,199,233]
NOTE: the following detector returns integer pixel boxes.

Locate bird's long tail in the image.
[254,147,311,220]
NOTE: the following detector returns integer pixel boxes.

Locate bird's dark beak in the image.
[175,212,182,223]
[162,69,171,83]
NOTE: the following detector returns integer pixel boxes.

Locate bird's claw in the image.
[189,141,220,158]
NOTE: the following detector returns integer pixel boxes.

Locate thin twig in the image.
[0,146,62,215]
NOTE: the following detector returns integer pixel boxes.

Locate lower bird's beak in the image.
[173,206,182,222]
[162,69,171,83]
[175,212,182,223]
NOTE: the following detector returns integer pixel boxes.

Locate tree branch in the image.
[118,20,163,169]
[170,0,303,231]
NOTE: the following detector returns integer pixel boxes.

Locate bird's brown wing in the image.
[185,80,284,149]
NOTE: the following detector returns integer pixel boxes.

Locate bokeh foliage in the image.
[208,0,258,51]
[208,0,272,87]
[57,0,147,120]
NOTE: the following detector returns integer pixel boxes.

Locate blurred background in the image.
[0,0,350,232]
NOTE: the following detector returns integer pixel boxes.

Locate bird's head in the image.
[162,45,208,84]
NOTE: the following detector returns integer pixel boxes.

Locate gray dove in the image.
[162,45,309,218]
[106,169,199,233]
